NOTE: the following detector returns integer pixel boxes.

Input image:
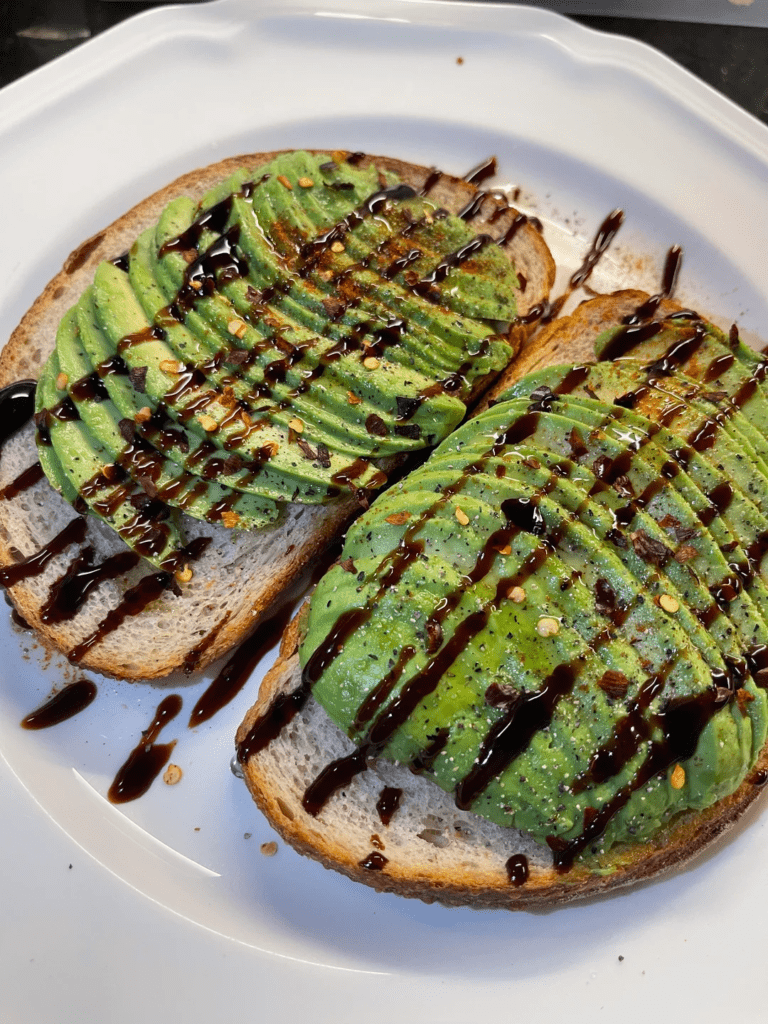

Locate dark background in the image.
[1,1,767,127]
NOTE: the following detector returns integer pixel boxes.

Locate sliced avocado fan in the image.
[299,313,768,871]
[34,151,525,566]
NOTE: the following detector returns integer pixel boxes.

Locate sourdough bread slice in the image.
[236,289,768,908]
[0,151,554,679]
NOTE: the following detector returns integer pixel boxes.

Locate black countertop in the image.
[1,1,767,127]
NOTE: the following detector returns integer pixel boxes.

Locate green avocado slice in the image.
[91,259,385,503]
[273,151,520,323]
[303,459,757,855]
[415,452,765,680]
[381,442,768,739]
[510,359,768,517]
[150,199,463,457]
[234,194,470,382]
[32,361,81,509]
[262,151,520,327]
[253,163,514,390]
[35,350,185,566]
[593,316,768,465]
[492,386,768,614]
[55,301,280,531]
[74,286,300,503]
[233,182,487,386]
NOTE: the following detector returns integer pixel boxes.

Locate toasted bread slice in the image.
[236,290,768,907]
[237,612,768,908]
[0,151,554,680]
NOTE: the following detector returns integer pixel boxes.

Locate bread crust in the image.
[0,151,553,680]
[237,290,768,908]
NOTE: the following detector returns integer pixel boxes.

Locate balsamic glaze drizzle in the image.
[0,380,37,451]
[505,854,529,887]
[376,786,403,826]
[21,679,97,730]
[107,694,183,803]
[188,597,298,726]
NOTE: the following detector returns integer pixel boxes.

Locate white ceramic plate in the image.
[2,3,768,1021]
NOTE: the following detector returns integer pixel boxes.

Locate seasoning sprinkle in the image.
[537,617,560,637]
[197,414,218,432]
[385,512,411,525]
[163,764,183,786]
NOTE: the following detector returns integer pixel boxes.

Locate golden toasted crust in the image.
[236,289,768,908]
[0,150,553,680]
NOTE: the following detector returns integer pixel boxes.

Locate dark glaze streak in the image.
[21,679,97,730]
[599,247,688,361]
[354,645,417,729]
[302,746,369,816]
[410,728,450,774]
[188,598,298,726]
[159,178,263,258]
[419,168,442,195]
[0,380,37,453]
[0,517,87,587]
[376,786,403,826]
[462,157,497,186]
[571,669,669,794]
[699,482,734,528]
[622,246,683,325]
[598,320,665,363]
[300,477,567,816]
[549,678,730,870]
[0,462,44,500]
[67,570,172,664]
[506,853,529,887]
[66,537,210,663]
[359,851,388,871]
[40,547,140,624]
[455,661,584,810]
[413,235,494,299]
[569,210,624,290]
[107,694,182,803]
[299,183,418,273]
[642,323,706,377]
[236,682,311,765]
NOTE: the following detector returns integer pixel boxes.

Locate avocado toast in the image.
[236,290,768,906]
[0,150,554,679]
